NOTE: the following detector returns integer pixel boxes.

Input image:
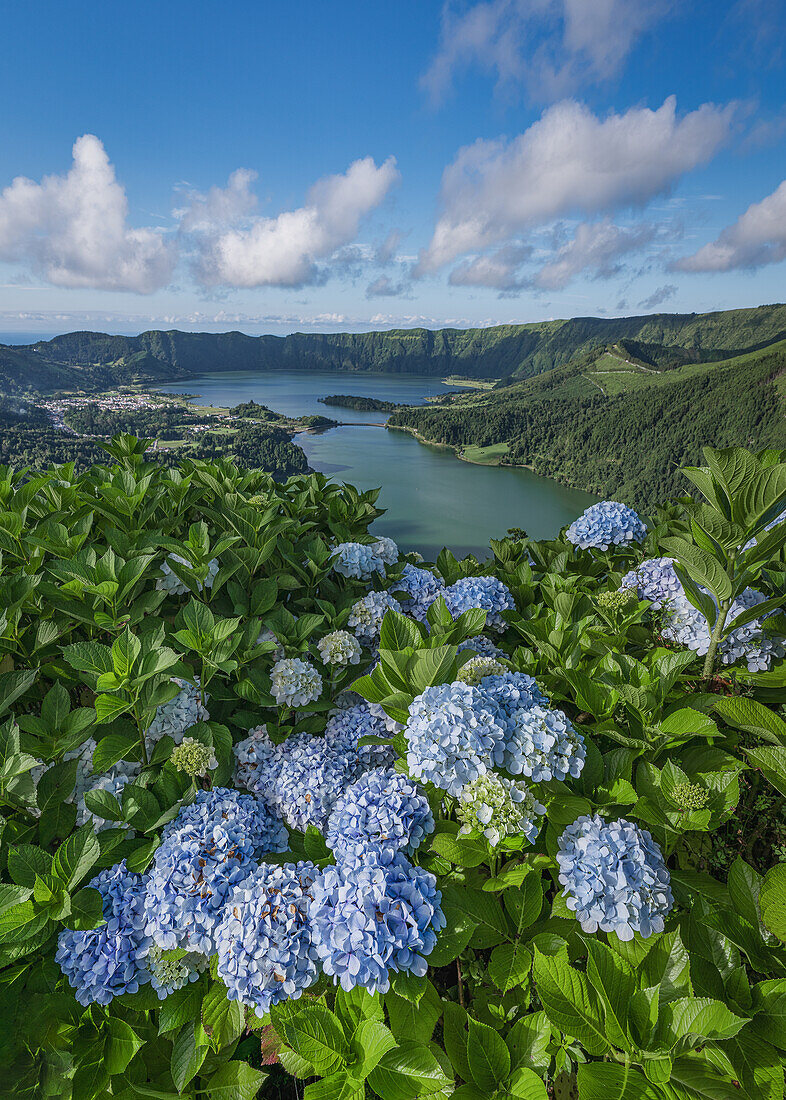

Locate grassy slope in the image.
[390,339,786,509]
[2,302,785,393]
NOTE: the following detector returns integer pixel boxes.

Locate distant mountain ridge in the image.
[1,301,785,393]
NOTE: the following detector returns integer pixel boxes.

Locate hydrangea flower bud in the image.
[170,737,217,779]
[672,782,709,811]
[149,945,207,999]
[456,656,508,686]
[457,773,545,846]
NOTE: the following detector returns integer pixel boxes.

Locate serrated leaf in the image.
[467,1018,510,1092]
[488,942,532,993]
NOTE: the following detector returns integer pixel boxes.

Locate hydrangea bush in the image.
[1,439,786,1100]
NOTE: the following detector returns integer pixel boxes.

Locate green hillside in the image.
[2,301,785,393]
[390,339,786,509]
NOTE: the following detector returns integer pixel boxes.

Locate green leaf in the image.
[660,997,749,1046]
[303,1073,364,1100]
[760,865,786,942]
[427,831,487,867]
[159,982,204,1035]
[349,1019,397,1079]
[334,985,384,1034]
[94,693,132,724]
[7,844,52,888]
[744,744,786,796]
[508,1067,548,1099]
[64,887,104,931]
[441,885,509,948]
[380,610,423,651]
[367,1039,451,1100]
[711,695,786,744]
[52,824,100,889]
[488,942,532,993]
[83,787,125,822]
[467,1018,510,1092]
[576,1062,654,1100]
[728,857,763,931]
[583,938,637,1053]
[385,980,442,1045]
[274,1002,348,1076]
[72,1056,110,1100]
[170,1022,208,1094]
[201,979,245,1050]
[105,1017,143,1074]
[751,979,786,1052]
[92,730,141,771]
[532,946,610,1056]
[202,1061,269,1100]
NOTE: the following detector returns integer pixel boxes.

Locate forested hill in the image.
[389,339,786,510]
[2,301,786,392]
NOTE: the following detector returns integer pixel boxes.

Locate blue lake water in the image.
[156,370,595,559]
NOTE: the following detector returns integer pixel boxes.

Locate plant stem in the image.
[456,958,465,1008]
[701,598,730,682]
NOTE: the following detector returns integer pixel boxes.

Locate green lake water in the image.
[156,371,596,559]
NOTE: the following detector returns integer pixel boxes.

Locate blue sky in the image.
[0,0,784,336]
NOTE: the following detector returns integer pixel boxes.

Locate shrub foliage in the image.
[1,435,786,1100]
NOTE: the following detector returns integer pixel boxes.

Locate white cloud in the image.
[422,0,671,105]
[448,243,533,290]
[533,218,655,289]
[0,135,175,293]
[188,157,400,288]
[417,97,734,273]
[674,179,786,272]
[366,274,411,298]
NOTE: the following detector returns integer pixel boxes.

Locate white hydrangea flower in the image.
[317,630,363,667]
[156,554,219,596]
[170,737,218,779]
[270,658,323,707]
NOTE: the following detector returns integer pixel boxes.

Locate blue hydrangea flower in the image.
[557,815,673,941]
[145,678,208,750]
[479,671,549,725]
[372,536,400,566]
[458,635,506,659]
[331,542,385,579]
[56,861,151,1006]
[393,564,445,621]
[215,861,320,1015]
[270,657,323,707]
[457,773,546,847]
[326,767,434,856]
[348,591,401,641]
[145,789,288,956]
[233,724,279,793]
[324,703,398,773]
[621,557,682,609]
[149,945,207,999]
[439,576,515,632]
[310,848,445,994]
[406,682,505,796]
[496,703,585,782]
[566,502,647,551]
[257,731,359,833]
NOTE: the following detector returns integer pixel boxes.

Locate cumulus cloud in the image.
[417,97,734,274]
[638,284,677,309]
[448,243,533,290]
[0,135,175,293]
[533,218,656,289]
[186,157,400,288]
[673,179,786,273]
[422,0,671,105]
